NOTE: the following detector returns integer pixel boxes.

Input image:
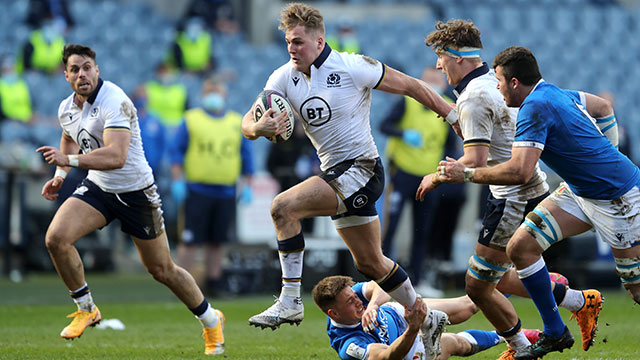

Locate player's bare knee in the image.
[506,238,526,265]
[44,229,68,253]
[146,264,173,284]
[465,279,489,303]
[270,195,293,224]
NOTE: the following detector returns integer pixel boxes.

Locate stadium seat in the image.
[0,0,636,171]
[0,121,31,143]
[8,0,28,21]
[69,0,92,20]
[32,124,61,147]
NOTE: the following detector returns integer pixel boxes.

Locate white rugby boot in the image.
[421,309,449,360]
[248,296,304,330]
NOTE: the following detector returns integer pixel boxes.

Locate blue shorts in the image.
[478,192,548,249]
[181,191,236,245]
[71,178,165,240]
[319,157,384,219]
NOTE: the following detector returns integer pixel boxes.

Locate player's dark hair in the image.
[62,44,96,67]
[425,19,482,50]
[278,2,325,36]
[312,276,355,314]
[492,46,542,86]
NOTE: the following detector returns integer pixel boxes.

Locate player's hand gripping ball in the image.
[253,90,294,143]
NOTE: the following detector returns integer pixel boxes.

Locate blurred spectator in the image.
[425,126,467,276]
[266,118,320,233]
[26,0,74,30]
[597,90,632,160]
[0,54,42,281]
[182,0,239,34]
[326,23,361,54]
[133,90,166,178]
[17,18,66,74]
[170,77,254,297]
[0,55,34,124]
[142,63,188,128]
[379,67,454,297]
[168,17,216,74]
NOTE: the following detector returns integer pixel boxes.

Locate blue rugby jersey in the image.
[327,283,407,360]
[513,81,640,199]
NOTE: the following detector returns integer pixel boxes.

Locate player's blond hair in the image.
[312,276,355,314]
[278,2,325,36]
[425,19,483,52]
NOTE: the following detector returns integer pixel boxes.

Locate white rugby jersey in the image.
[58,79,154,193]
[455,64,548,199]
[265,44,382,171]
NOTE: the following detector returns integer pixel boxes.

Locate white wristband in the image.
[68,155,79,168]
[463,167,475,183]
[444,108,458,125]
[54,168,68,179]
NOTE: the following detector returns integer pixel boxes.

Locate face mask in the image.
[1,72,18,84]
[158,73,175,85]
[185,22,203,41]
[41,23,61,43]
[203,93,225,112]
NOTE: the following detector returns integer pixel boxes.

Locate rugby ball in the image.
[253,90,294,143]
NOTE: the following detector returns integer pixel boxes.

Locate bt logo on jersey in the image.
[300,96,332,126]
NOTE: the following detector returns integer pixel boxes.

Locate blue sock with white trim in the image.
[460,329,502,351]
[517,257,566,337]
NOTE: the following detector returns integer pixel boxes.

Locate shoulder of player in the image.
[518,95,551,120]
[523,86,552,107]
[98,81,128,101]
[457,85,499,111]
[95,81,133,109]
[58,93,75,112]
[331,51,379,71]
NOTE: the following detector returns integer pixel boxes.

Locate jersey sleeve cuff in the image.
[373,63,386,89]
[513,140,544,150]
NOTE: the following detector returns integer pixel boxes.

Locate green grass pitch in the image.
[0,274,639,359]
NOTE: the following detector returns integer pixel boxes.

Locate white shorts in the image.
[547,182,640,249]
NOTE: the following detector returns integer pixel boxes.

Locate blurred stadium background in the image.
[1,0,638,297]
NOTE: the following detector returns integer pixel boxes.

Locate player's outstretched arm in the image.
[376,66,456,122]
[440,146,541,185]
[416,144,488,201]
[37,133,79,200]
[416,173,441,201]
